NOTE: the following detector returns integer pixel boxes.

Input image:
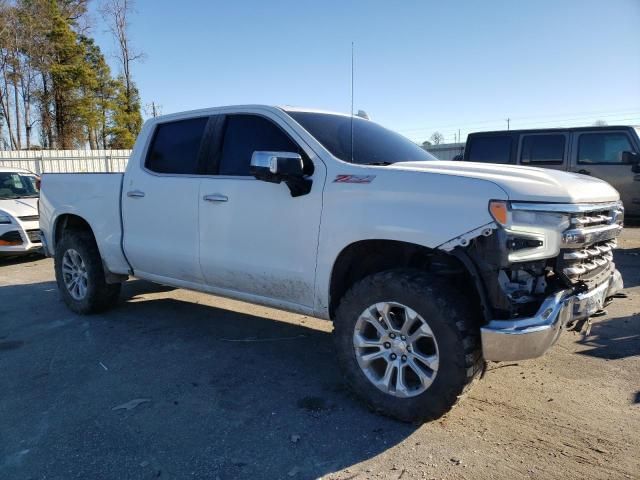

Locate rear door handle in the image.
[203,194,228,202]
[127,190,145,198]
[576,169,591,175]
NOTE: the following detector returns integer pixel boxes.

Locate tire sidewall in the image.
[54,233,103,313]
[334,270,470,421]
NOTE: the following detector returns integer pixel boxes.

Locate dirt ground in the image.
[0,229,638,480]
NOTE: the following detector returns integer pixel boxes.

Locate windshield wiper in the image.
[362,161,393,166]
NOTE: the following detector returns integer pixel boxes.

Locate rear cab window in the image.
[145,117,209,174]
[466,135,513,164]
[520,134,566,165]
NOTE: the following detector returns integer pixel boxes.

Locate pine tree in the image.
[79,35,114,149]
[46,0,94,148]
[109,74,141,148]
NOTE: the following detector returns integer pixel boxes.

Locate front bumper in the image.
[0,221,42,256]
[480,269,623,361]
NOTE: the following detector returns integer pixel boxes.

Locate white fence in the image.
[424,142,465,160]
[0,150,132,174]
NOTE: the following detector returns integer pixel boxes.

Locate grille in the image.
[561,239,616,277]
[19,215,39,222]
[26,229,42,243]
[0,231,23,244]
[558,205,623,283]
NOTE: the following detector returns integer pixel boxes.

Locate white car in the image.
[39,106,624,422]
[0,167,42,256]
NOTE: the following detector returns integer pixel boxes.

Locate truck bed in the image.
[39,173,130,275]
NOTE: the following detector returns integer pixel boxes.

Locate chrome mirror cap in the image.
[250,151,302,175]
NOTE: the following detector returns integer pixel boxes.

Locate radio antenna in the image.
[350,41,354,163]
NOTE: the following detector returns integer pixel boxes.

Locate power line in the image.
[398,107,640,134]
[406,115,640,141]
[407,115,640,144]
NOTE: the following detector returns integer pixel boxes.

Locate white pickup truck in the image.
[40,106,625,422]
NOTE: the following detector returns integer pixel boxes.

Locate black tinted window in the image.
[520,134,565,164]
[578,133,633,164]
[467,136,512,164]
[219,115,299,176]
[287,111,435,164]
[146,117,208,174]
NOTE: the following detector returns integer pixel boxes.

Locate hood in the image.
[392,161,619,204]
[0,197,38,218]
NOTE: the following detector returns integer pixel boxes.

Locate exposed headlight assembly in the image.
[0,210,13,225]
[489,200,570,262]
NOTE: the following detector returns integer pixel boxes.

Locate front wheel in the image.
[333,269,483,422]
[54,231,121,314]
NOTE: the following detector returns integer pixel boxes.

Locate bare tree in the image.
[0,3,18,149]
[100,0,143,105]
[593,119,608,126]
[429,131,444,145]
[144,101,161,118]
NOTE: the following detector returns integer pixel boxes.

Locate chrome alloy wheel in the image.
[62,248,88,300]
[353,302,439,398]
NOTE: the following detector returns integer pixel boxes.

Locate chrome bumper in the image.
[481,269,623,362]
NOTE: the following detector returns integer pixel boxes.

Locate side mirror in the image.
[250,151,304,181]
[452,154,463,161]
[621,151,640,172]
[250,151,311,197]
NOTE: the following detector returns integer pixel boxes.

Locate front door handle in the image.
[203,193,228,202]
[576,169,591,175]
[127,190,145,198]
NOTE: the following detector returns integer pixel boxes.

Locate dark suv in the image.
[462,126,640,217]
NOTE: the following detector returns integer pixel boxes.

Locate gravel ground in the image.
[0,229,638,480]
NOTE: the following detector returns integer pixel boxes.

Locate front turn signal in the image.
[489,200,509,226]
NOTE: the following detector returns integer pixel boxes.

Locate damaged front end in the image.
[445,200,625,362]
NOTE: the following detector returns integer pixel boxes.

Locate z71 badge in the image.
[333,175,376,184]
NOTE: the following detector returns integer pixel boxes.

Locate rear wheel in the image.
[54,231,121,314]
[333,269,483,422]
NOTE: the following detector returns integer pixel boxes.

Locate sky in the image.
[89,0,640,143]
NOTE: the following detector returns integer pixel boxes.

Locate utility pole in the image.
[458,129,461,143]
[506,118,510,130]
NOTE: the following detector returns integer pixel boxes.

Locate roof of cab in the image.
[468,125,636,137]
[278,105,351,118]
[147,105,352,124]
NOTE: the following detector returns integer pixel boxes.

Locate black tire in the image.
[333,269,483,423]
[54,230,121,314]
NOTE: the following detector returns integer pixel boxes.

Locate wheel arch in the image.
[327,239,489,322]
[53,214,95,251]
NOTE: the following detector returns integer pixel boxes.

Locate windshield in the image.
[287,111,437,165]
[0,172,39,199]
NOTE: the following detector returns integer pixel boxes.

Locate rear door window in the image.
[520,134,566,165]
[145,117,209,174]
[218,115,300,176]
[466,136,512,164]
[578,132,634,164]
